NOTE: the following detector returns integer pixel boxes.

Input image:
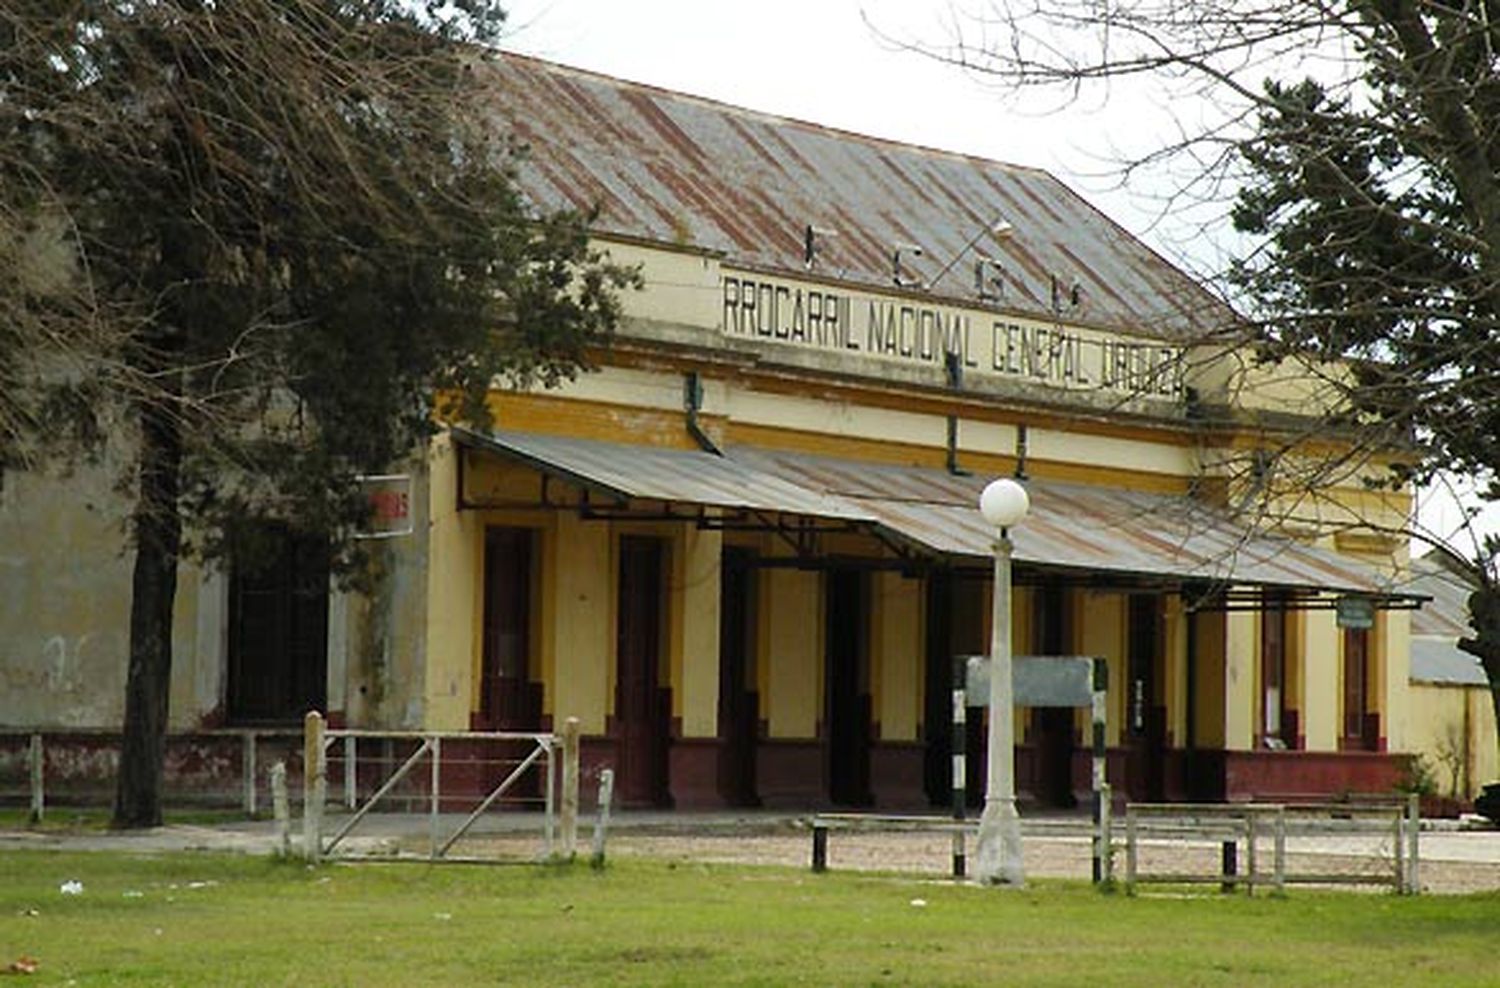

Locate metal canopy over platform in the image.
[450,425,876,545]
[451,427,1420,607]
[728,447,1408,603]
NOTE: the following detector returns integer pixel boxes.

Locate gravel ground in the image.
[448,827,1500,895]
[7,814,1499,895]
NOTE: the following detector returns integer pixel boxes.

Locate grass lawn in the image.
[0,851,1496,986]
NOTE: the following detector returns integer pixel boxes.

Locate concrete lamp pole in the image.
[974,477,1029,886]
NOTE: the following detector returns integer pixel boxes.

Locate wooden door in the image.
[1126,594,1166,801]
[615,536,668,807]
[480,527,540,730]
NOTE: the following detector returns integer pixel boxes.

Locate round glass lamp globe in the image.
[979,478,1030,529]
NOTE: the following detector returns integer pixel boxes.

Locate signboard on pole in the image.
[1336,596,1374,630]
[355,474,413,540]
[964,655,1097,708]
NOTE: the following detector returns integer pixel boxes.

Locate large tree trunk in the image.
[112,388,183,829]
[1459,583,1500,782]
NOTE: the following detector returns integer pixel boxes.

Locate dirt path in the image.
[452,828,1500,895]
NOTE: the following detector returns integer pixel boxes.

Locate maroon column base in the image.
[870,741,927,811]
[668,738,729,809]
[756,739,826,809]
[1223,749,1409,800]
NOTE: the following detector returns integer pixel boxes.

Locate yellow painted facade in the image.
[760,568,821,739]
[0,54,1449,813]
[1408,684,1499,800]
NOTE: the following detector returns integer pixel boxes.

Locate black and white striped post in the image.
[1091,658,1111,884]
[952,654,968,878]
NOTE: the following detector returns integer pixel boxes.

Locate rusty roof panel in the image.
[729,447,1392,595]
[456,429,876,522]
[479,52,1232,340]
[457,425,1397,595]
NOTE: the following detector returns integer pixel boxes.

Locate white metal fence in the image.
[300,713,581,863]
[1121,797,1421,894]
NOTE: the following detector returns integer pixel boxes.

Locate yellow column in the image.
[1193,609,1226,748]
[1381,608,1412,752]
[546,512,612,734]
[423,437,479,730]
[1164,595,1188,748]
[1077,591,1124,746]
[873,572,921,741]
[760,568,820,738]
[1302,610,1339,752]
[671,523,722,738]
[1224,606,1256,750]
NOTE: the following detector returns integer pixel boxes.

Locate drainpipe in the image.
[945,353,968,476]
[684,372,722,456]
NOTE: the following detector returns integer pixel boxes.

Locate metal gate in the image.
[301,712,580,862]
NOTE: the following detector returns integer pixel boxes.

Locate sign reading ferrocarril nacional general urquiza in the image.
[722,272,1183,398]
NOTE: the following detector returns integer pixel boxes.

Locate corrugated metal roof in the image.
[455,427,1396,596]
[1398,553,1475,639]
[479,52,1231,341]
[1411,638,1488,686]
[728,446,1393,595]
[454,428,875,521]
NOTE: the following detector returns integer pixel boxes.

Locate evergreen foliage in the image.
[0,1,638,826]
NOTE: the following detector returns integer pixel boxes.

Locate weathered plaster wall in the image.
[760,568,820,739]
[670,522,722,738]
[1302,611,1341,753]
[872,571,922,742]
[1408,683,1498,799]
[0,462,208,730]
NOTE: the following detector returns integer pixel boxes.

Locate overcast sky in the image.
[494,0,1497,560]
[494,1,1209,257]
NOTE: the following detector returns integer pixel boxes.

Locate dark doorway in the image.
[615,536,670,807]
[1260,595,1295,747]
[479,527,541,730]
[825,568,872,806]
[227,525,329,725]
[923,572,955,806]
[1126,594,1166,801]
[923,573,986,807]
[1342,627,1378,750]
[1033,582,1076,807]
[717,547,759,806]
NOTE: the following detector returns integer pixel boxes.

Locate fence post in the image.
[591,768,615,869]
[429,736,442,860]
[951,654,967,879]
[1273,807,1286,895]
[242,731,257,817]
[561,718,580,859]
[1220,839,1238,894]
[1392,801,1405,893]
[344,736,357,810]
[1124,805,1137,895]
[1406,793,1421,895]
[270,761,290,858]
[28,733,43,825]
[302,711,325,863]
[1090,660,1109,885]
[1245,813,1257,897]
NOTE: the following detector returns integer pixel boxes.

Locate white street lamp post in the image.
[974,477,1029,886]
